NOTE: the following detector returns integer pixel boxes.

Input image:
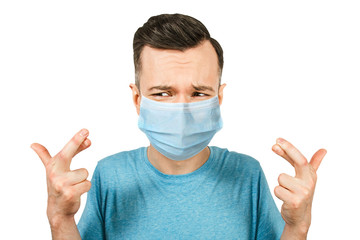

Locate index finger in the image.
[57,129,89,169]
[276,138,309,178]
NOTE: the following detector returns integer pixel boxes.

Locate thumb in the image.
[31,143,52,166]
[309,148,327,172]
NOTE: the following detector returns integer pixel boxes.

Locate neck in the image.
[147,145,210,175]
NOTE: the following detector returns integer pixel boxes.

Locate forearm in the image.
[49,215,82,240]
[280,223,308,240]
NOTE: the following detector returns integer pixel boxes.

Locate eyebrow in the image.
[148,84,215,92]
[192,84,215,92]
[148,85,172,91]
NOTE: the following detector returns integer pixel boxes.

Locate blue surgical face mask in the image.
[138,96,223,161]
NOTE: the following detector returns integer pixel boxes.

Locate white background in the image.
[1,1,359,239]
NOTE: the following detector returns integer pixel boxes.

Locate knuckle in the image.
[84,138,91,147]
[311,174,317,184]
[38,148,48,157]
[308,179,316,189]
[288,148,299,158]
[78,181,92,195]
[278,173,289,184]
[62,189,75,201]
[282,141,290,149]
[53,180,65,193]
[300,184,313,199]
[81,168,89,178]
[274,186,281,195]
[291,199,301,209]
[58,151,67,160]
[84,181,92,192]
[302,188,311,198]
[45,159,56,172]
[74,168,89,181]
[281,141,293,151]
[299,158,308,167]
[72,134,84,146]
[278,173,285,181]
[47,169,57,180]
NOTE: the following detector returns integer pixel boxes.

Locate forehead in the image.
[139,41,219,89]
[141,40,217,65]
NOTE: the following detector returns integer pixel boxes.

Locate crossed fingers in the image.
[272,138,327,178]
[271,137,327,228]
[31,129,93,217]
[31,129,91,171]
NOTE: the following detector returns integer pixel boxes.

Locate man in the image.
[31,14,327,239]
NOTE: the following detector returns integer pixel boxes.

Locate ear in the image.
[129,83,141,115]
[218,83,226,106]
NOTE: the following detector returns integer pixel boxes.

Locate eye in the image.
[152,92,171,97]
[192,92,208,97]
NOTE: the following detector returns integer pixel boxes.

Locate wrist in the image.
[47,214,81,240]
[48,214,76,230]
[281,223,309,240]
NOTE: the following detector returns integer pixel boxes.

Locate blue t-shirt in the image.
[78,146,285,239]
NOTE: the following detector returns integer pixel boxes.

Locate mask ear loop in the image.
[140,95,149,105]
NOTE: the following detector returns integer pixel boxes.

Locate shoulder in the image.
[95,147,146,176]
[210,146,263,178]
[210,146,261,168]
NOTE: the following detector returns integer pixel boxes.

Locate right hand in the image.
[31,129,92,225]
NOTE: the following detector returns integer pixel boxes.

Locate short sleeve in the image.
[256,167,285,240]
[77,164,105,240]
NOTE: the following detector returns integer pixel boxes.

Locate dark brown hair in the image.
[133,13,224,89]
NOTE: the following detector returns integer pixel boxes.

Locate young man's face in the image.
[130,40,226,114]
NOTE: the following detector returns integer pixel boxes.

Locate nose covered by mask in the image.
[138,96,223,161]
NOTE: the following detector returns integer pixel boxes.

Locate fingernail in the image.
[80,129,89,137]
[276,138,285,144]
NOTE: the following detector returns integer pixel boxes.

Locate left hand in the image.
[272,138,327,235]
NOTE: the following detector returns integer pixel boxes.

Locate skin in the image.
[31,40,326,239]
[129,41,226,175]
[31,129,91,240]
[274,139,327,239]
